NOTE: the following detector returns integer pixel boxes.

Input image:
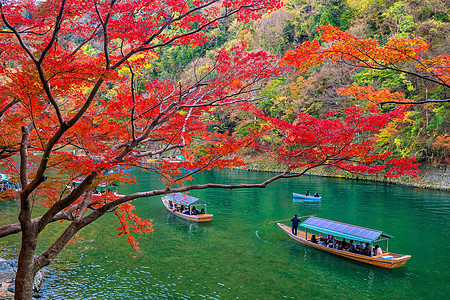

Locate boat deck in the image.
[278,223,410,268]
[162,197,213,222]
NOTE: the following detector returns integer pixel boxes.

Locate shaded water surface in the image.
[2,170,449,299]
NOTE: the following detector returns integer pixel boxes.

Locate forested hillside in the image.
[150,0,450,165]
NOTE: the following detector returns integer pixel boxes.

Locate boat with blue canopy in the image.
[278,216,411,269]
[161,193,213,222]
[69,177,121,197]
[0,173,20,191]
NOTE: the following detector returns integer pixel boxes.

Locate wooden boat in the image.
[292,193,321,201]
[278,216,411,269]
[69,178,122,197]
[161,193,213,223]
[0,173,20,191]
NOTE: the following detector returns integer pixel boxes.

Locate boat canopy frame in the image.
[300,216,394,244]
[165,193,210,207]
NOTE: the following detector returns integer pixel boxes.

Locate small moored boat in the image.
[292,193,321,201]
[278,216,411,269]
[162,193,213,223]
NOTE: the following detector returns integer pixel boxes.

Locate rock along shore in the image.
[0,259,45,300]
[238,159,449,191]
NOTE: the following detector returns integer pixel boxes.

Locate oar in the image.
[268,215,315,224]
[268,218,291,224]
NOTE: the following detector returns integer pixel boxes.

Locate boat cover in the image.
[300,216,393,243]
[1,173,10,182]
[165,193,209,206]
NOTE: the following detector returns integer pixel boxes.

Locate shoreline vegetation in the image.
[239,156,449,191]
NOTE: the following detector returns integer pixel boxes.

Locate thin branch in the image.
[380,98,450,106]
[0,98,19,118]
[37,0,67,64]
[71,24,102,56]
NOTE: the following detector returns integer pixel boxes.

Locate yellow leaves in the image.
[394,137,411,158]
[117,53,158,78]
[376,111,414,146]
[81,44,101,57]
[289,75,315,96]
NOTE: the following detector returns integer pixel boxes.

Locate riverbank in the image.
[0,259,45,299]
[240,157,449,191]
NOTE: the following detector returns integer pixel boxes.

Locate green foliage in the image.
[281,0,355,43]
[257,77,289,118]
[354,68,414,92]
[207,110,237,135]
[427,105,448,131]
[313,1,354,33]
[382,1,416,35]
[153,30,228,80]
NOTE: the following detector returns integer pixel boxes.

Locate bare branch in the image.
[380,98,450,106]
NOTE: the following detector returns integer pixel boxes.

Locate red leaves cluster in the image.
[336,85,411,106]
[250,104,420,178]
[283,24,429,70]
[282,24,449,88]
[115,202,153,251]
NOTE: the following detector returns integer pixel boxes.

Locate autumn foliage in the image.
[250,102,419,178]
[0,1,426,298]
[282,24,450,105]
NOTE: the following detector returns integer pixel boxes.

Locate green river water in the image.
[1,169,449,299]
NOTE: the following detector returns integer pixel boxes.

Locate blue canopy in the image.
[1,173,11,182]
[300,216,393,243]
[165,193,209,206]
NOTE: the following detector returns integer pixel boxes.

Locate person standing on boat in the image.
[290,214,301,235]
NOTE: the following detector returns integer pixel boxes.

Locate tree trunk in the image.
[14,230,38,300]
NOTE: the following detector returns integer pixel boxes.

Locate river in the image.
[1,169,449,299]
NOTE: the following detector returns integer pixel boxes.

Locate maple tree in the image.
[0,2,421,299]
[282,24,450,105]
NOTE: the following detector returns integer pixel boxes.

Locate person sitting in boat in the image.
[374,245,383,256]
[182,209,190,215]
[349,240,358,253]
[318,238,326,246]
[359,241,366,251]
[305,190,310,196]
[363,246,371,256]
[341,239,349,250]
[313,192,320,197]
[327,240,334,248]
[310,235,317,243]
[199,208,205,214]
[168,200,173,208]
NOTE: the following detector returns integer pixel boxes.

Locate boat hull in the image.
[278,223,410,269]
[162,197,213,222]
[292,193,321,201]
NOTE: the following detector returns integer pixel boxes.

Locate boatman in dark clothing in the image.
[290,214,301,235]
